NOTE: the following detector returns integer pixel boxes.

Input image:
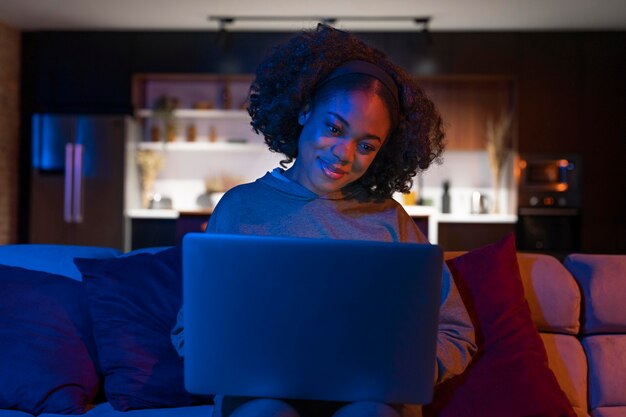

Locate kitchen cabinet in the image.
[437,221,515,251]
[417,75,517,151]
[132,73,517,151]
[130,217,177,250]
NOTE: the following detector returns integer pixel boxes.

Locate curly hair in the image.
[248,24,445,198]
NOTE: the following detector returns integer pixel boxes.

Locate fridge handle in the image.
[73,144,84,223]
[64,143,74,223]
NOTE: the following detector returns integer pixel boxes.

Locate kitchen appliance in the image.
[29,114,133,250]
[518,154,581,208]
[516,153,582,256]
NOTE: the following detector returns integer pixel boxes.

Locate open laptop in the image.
[183,233,442,405]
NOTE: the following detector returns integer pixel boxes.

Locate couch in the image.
[0,241,624,417]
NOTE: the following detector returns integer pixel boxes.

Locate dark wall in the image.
[19,30,626,253]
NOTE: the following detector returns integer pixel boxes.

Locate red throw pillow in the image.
[423,233,575,417]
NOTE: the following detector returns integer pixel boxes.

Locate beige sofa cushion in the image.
[518,253,581,334]
[565,254,626,334]
[582,335,626,412]
[540,333,588,417]
[590,407,626,417]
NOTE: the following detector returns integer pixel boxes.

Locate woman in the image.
[172,24,476,417]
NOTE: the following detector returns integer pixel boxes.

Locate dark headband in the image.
[315,60,400,108]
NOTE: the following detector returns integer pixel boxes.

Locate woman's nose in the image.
[331,140,356,164]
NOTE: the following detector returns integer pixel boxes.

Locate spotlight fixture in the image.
[215,17,235,52]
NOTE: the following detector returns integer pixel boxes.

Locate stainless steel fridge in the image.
[30,114,133,250]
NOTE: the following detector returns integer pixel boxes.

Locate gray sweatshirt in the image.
[172,169,476,384]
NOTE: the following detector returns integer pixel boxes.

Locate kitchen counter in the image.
[126,208,516,222]
[125,208,180,219]
[437,213,517,224]
[126,206,517,246]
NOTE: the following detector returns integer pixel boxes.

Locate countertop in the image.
[126,207,517,223]
[126,206,516,245]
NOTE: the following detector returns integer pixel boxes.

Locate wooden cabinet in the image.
[437,221,515,251]
[131,73,516,151]
[130,218,177,250]
[417,76,517,151]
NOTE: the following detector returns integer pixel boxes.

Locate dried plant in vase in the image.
[136,150,165,208]
[486,111,513,214]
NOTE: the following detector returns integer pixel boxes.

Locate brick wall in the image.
[0,21,20,244]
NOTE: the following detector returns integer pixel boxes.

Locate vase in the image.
[491,167,501,214]
[141,173,156,209]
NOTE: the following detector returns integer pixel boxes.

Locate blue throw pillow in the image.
[74,246,199,411]
[0,264,100,414]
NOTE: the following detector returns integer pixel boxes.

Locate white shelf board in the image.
[136,141,266,152]
[136,109,250,119]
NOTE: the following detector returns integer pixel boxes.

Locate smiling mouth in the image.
[319,159,347,180]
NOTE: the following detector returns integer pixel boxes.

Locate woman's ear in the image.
[298,103,311,126]
[298,111,310,126]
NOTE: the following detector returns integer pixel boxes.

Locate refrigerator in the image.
[30,114,133,250]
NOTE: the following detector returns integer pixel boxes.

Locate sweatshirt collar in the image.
[262,168,365,201]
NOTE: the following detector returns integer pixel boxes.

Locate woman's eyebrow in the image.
[326,112,382,142]
[327,112,350,127]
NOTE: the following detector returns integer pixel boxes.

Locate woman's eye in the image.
[360,143,376,153]
[327,124,341,135]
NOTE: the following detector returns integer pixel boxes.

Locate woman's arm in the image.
[433,264,477,384]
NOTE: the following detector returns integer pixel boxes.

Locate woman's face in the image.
[286,90,391,196]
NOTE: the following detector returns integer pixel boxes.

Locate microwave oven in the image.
[518,154,581,208]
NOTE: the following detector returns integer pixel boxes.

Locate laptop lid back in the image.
[183,233,442,405]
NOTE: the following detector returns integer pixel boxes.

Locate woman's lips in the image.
[319,159,347,180]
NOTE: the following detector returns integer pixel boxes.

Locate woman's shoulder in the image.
[352,194,410,216]
[215,177,269,205]
[364,197,429,243]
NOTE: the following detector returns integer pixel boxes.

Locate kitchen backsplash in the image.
[136,147,516,215]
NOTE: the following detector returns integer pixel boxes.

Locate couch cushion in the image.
[590,407,626,417]
[74,246,204,411]
[38,402,215,417]
[0,244,121,281]
[564,254,626,334]
[582,335,626,412]
[540,333,588,417]
[423,233,576,417]
[0,264,99,414]
[0,411,33,417]
[518,253,581,334]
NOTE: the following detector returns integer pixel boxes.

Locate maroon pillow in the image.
[423,233,575,417]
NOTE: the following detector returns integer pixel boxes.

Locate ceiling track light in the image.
[207,15,431,31]
[208,16,434,51]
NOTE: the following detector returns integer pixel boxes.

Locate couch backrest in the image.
[516,252,587,416]
[517,253,581,335]
[565,254,626,415]
[565,254,626,334]
[0,244,122,280]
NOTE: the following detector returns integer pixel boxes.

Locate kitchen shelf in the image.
[136,141,266,152]
[136,109,249,120]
